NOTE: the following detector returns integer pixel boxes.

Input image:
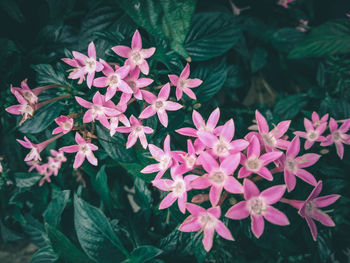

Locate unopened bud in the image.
[193,103,201,110]
[191,194,209,204]
[320,149,329,155]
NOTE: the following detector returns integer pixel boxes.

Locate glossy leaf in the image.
[14,173,41,188]
[123,245,163,263]
[43,190,70,227]
[30,246,58,263]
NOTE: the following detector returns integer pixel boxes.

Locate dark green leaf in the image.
[223,64,248,89]
[32,63,69,86]
[0,221,23,243]
[250,47,267,73]
[21,214,51,248]
[14,173,41,188]
[185,12,242,61]
[272,28,305,52]
[273,94,308,121]
[0,0,25,23]
[124,245,163,263]
[43,190,70,227]
[289,19,350,59]
[92,165,112,211]
[30,246,58,263]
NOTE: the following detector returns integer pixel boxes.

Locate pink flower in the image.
[62,42,103,88]
[10,79,38,104]
[152,172,198,213]
[282,181,340,241]
[311,112,329,128]
[197,119,249,159]
[176,108,221,153]
[60,133,98,168]
[225,179,289,238]
[238,136,282,181]
[50,150,67,163]
[52,115,74,135]
[93,59,131,101]
[75,91,120,129]
[116,115,154,149]
[6,90,35,125]
[172,139,199,174]
[108,103,130,137]
[168,63,202,100]
[141,135,176,179]
[120,68,154,103]
[112,30,156,75]
[179,204,234,252]
[294,118,327,150]
[253,110,291,151]
[321,118,350,159]
[283,136,319,192]
[47,157,61,176]
[191,152,243,206]
[277,0,294,8]
[139,83,182,127]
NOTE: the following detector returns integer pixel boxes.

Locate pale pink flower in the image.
[283,136,319,192]
[50,150,67,163]
[139,83,182,127]
[108,103,130,137]
[62,42,103,88]
[176,108,221,153]
[321,118,350,159]
[311,112,329,128]
[179,204,234,252]
[52,115,74,135]
[26,160,41,172]
[93,59,131,101]
[294,118,327,150]
[141,135,176,179]
[172,139,199,174]
[281,181,340,241]
[152,172,198,213]
[296,19,309,32]
[6,90,35,125]
[168,63,202,100]
[47,157,61,176]
[116,115,153,149]
[191,152,243,206]
[37,164,51,186]
[75,91,120,129]
[238,135,282,181]
[197,119,249,159]
[112,30,155,75]
[10,79,38,104]
[226,179,289,238]
[60,133,98,168]
[277,0,294,8]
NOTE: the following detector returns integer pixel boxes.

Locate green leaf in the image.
[30,246,58,263]
[223,64,248,89]
[14,173,41,188]
[271,28,305,52]
[117,0,196,59]
[0,221,23,243]
[92,165,112,211]
[0,0,25,23]
[273,94,308,121]
[96,124,135,163]
[46,224,93,263]
[185,12,242,61]
[21,214,51,248]
[74,195,128,263]
[123,246,163,263]
[32,63,69,86]
[18,102,63,134]
[250,47,267,73]
[43,190,70,227]
[192,57,227,102]
[288,19,350,59]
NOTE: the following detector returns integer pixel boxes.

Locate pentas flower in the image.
[294,118,327,150]
[176,108,221,153]
[116,115,153,149]
[321,118,350,159]
[52,115,74,135]
[50,150,67,163]
[6,90,35,125]
[173,139,199,174]
[108,103,130,137]
[37,164,51,186]
[60,133,98,168]
[277,0,294,8]
[141,135,176,179]
[47,157,61,176]
[76,91,120,129]
[139,83,183,127]
[10,79,38,104]
[179,204,234,251]
[311,112,329,128]
[62,42,103,88]
[283,136,319,192]
[197,119,249,159]
[282,181,340,241]
[238,136,282,181]
[225,179,289,238]
[112,30,156,75]
[93,59,131,101]
[168,63,202,100]
[152,172,198,213]
[191,152,243,206]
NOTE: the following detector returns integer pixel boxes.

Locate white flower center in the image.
[21,104,34,116]
[262,133,277,147]
[170,179,186,197]
[85,58,96,73]
[332,131,342,142]
[91,105,104,117]
[79,144,91,154]
[128,81,137,91]
[185,155,196,169]
[154,100,165,111]
[209,170,226,185]
[159,154,171,170]
[62,121,73,130]
[305,201,315,216]
[285,157,297,173]
[306,130,318,141]
[55,153,64,161]
[245,157,262,172]
[134,125,143,134]
[178,79,188,90]
[130,51,143,65]
[213,140,230,157]
[107,74,120,86]
[198,212,217,229]
[23,91,37,104]
[247,197,266,215]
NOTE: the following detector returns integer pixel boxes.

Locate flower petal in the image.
[215,220,234,241]
[260,185,286,205]
[243,179,260,200]
[251,214,264,238]
[264,206,289,226]
[225,201,249,219]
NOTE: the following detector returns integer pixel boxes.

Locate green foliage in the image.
[43,190,70,227]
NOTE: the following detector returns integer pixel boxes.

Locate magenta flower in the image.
[116,115,154,149]
[10,79,38,104]
[152,172,198,213]
[238,136,282,181]
[47,157,61,176]
[168,63,202,100]
[60,133,98,168]
[93,59,131,101]
[50,149,67,163]
[139,83,182,127]
[173,139,199,174]
[283,136,319,192]
[254,110,291,151]
[277,0,294,8]
[6,90,35,125]
[311,112,329,128]
[62,42,103,88]
[112,30,156,75]
[191,152,243,206]
[179,204,234,252]
[52,115,74,135]
[197,119,249,159]
[226,179,289,238]
[76,91,120,129]
[108,104,130,137]
[321,118,350,159]
[294,118,327,150]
